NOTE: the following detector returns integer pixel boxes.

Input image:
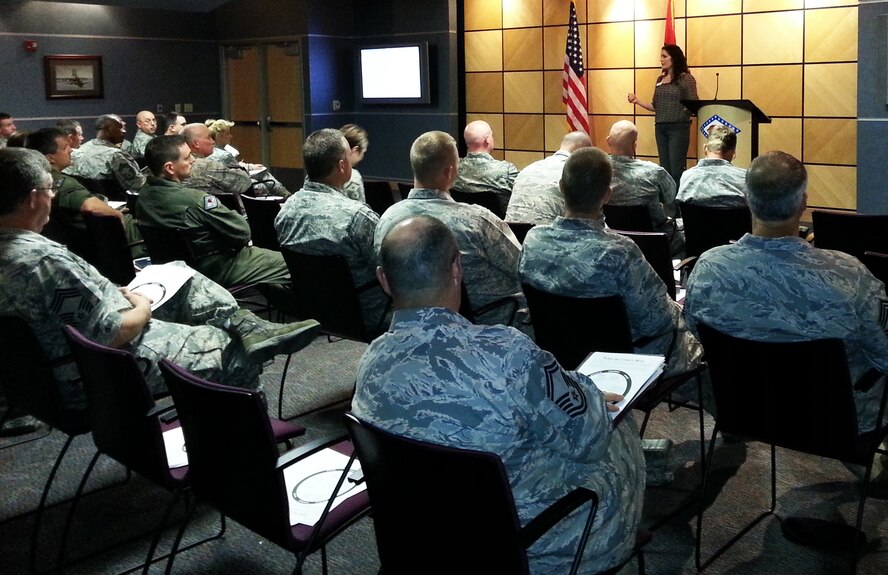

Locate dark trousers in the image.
[655,121,691,186]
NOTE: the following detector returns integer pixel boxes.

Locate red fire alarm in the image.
[23,40,38,52]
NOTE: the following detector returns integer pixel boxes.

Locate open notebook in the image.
[578,352,665,424]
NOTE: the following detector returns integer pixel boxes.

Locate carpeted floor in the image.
[2,334,887,574]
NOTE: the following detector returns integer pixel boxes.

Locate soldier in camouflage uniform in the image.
[137,136,290,288]
[0,112,16,148]
[130,110,156,158]
[64,114,146,192]
[452,120,519,216]
[276,129,390,336]
[25,127,146,260]
[184,123,289,211]
[685,152,888,431]
[606,120,684,255]
[677,125,746,208]
[375,130,529,333]
[505,131,591,225]
[354,215,644,575]
[520,147,703,379]
[0,147,319,409]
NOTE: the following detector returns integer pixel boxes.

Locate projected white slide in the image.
[361,46,422,99]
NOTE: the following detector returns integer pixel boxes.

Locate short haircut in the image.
[4,132,30,148]
[156,112,179,135]
[145,135,187,177]
[95,114,122,133]
[303,129,347,180]
[0,148,51,216]
[410,131,457,185]
[205,118,235,138]
[0,112,10,122]
[380,215,460,303]
[24,127,66,156]
[561,147,613,214]
[340,124,369,152]
[703,125,737,154]
[56,119,82,136]
[745,151,807,222]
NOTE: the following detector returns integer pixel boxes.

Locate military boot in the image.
[227,309,320,364]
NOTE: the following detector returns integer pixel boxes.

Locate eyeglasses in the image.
[34,180,62,194]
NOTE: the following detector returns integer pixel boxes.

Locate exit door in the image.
[223,41,304,192]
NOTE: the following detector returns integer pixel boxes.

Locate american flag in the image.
[562,1,589,134]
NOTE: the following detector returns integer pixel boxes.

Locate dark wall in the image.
[0,1,221,134]
[857,1,888,214]
[214,0,307,41]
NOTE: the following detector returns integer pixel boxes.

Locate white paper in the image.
[162,426,189,469]
[126,264,196,311]
[107,200,126,210]
[283,448,366,527]
[578,352,665,420]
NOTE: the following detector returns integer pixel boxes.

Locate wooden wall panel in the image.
[466,72,504,112]
[465,0,502,30]
[543,26,570,70]
[505,113,545,150]
[742,65,803,116]
[505,150,545,169]
[687,16,742,67]
[687,0,742,17]
[588,22,634,69]
[743,11,804,64]
[503,0,542,28]
[804,118,856,165]
[589,115,633,149]
[744,0,802,11]
[466,113,504,146]
[543,70,566,113]
[504,71,544,113]
[504,28,543,71]
[759,118,802,159]
[588,0,633,23]
[633,68,662,115]
[545,0,587,25]
[588,69,634,115]
[465,30,502,71]
[805,0,857,7]
[804,63,857,117]
[805,7,857,63]
[545,114,570,151]
[694,66,741,101]
[636,115,657,157]
[807,165,856,210]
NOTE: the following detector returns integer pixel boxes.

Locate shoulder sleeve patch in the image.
[203,195,219,210]
[544,360,588,417]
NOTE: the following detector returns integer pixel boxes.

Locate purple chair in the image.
[159,359,370,575]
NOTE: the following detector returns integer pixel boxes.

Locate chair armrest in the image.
[276,432,350,470]
[518,487,598,549]
[473,296,519,326]
[673,256,696,271]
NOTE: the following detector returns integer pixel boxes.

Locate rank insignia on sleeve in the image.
[544,360,587,417]
[203,195,219,210]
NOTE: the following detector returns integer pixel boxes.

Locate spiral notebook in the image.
[578,352,665,423]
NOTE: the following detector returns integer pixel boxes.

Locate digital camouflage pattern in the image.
[505,151,569,225]
[206,148,291,199]
[0,230,260,408]
[275,180,389,335]
[685,234,888,431]
[352,306,645,575]
[374,188,529,331]
[342,167,366,203]
[64,138,145,191]
[130,130,153,158]
[137,176,289,287]
[609,154,677,226]
[452,152,519,216]
[677,158,747,208]
[520,216,703,377]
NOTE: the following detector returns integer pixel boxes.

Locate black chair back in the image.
[363,180,398,216]
[603,204,654,232]
[137,224,197,266]
[125,190,139,214]
[70,175,127,202]
[344,413,532,574]
[696,323,862,462]
[450,189,505,219]
[213,192,243,214]
[862,251,888,294]
[62,325,176,487]
[281,250,368,342]
[521,285,633,370]
[617,230,677,300]
[679,201,751,258]
[83,213,137,285]
[0,317,87,433]
[812,210,888,261]
[241,195,283,251]
[507,222,535,244]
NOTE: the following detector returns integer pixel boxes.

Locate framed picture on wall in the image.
[43,55,104,99]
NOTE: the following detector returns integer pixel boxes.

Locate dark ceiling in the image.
[48,0,233,13]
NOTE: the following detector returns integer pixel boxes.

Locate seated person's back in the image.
[676,125,746,208]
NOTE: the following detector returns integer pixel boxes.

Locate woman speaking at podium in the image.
[628,44,698,185]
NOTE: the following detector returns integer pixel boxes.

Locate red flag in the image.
[664,0,676,45]
[562,2,589,134]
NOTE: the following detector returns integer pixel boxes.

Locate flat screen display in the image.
[359,43,430,104]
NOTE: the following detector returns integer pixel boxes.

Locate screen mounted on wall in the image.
[358,43,430,104]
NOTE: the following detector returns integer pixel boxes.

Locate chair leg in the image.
[851,459,876,575]
[30,433,77,574]
[696,373,706,471]
[278,353,293,420]
[638,410,653,438]
[141,488,184,574]
[770,444,777,513]
[162,497,227,575]
[55,450,102,571]
[695,423,721,571]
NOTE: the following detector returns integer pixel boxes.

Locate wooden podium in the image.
[682,99,770,169]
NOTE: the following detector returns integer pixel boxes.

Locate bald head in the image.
[378,215,462,310]
[96,114,126,145]
[606,121,638,156]
[136,110,156,135]
[182,123,215,157]
[559,131,592,154]
[463,120,494,153]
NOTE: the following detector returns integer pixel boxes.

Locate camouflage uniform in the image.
[505,151,569,225]
[275,180,389,335]
[0,228,260,408]
[185,155,252,211]
[353,306,645,575]
[452,152,519,216]
[520,216,703,377]
[375,188,529,331]
[676,158,747,208]
[130,130,153,158]
[206,149,291,199]
[136,176,289,288]
[64,138,145,191]
[685,234,888,431]
[342,168,366,203]
[609,154,684,254]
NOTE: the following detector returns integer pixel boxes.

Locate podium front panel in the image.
[695,104,754,168]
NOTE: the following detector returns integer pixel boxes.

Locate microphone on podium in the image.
[714,72,720,101]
